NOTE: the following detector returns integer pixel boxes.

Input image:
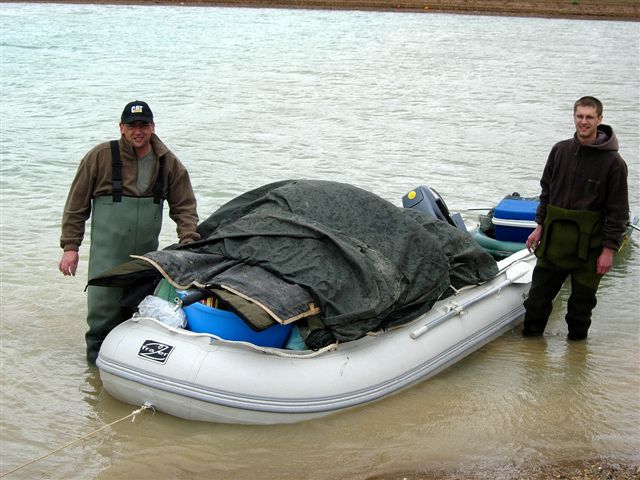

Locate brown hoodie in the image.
[536,124,629,250]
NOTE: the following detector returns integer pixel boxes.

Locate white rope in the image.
[0,403,154,478]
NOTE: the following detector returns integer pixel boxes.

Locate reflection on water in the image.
[1,2,639,478]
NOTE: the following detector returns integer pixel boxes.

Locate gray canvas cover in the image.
[90,180,498,342]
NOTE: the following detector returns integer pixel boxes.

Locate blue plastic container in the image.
[182,300,293,348]
[492,198,539,243]
[494,199,539,220]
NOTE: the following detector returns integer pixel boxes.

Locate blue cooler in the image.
[492,198,539,243]
[181,295,293,348]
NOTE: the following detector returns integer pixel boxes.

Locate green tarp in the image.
[90,180,498,343]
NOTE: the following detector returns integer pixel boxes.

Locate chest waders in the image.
[535,205,603,270]
[523,205,605,340]
[85,141,165,362]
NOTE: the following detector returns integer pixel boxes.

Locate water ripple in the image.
[1,3,639,479]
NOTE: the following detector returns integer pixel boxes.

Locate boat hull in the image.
[97,250,535,425]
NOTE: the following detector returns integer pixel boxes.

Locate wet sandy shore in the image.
[11,0,640,20]
[368,459,640,479]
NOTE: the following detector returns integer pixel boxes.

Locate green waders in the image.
[83,140,167,363]
[86,195,163,363]
[522,251,602,339]
[522,206,604,340]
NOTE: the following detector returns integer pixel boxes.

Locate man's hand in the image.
[526,224,543,253]
[596,247,615,276]
[59,250,79,276]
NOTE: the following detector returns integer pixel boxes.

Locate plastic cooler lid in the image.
[494,198,539,220]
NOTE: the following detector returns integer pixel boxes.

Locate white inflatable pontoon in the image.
[96,248,534,425]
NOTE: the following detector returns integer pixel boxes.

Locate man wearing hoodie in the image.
[58,100,200,363]
[523,96,629,340]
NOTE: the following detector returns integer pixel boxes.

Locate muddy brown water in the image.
[1,3,638,478]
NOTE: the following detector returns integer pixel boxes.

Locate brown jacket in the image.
[60,135,200,251]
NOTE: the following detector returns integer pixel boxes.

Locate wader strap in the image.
[153,156,165,204]
[110,140,123,203]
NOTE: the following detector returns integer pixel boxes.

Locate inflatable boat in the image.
[95,183,636,424]
[95,183,538,425]
[96,245,534,425]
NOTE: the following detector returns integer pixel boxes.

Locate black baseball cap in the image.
[121,100,154,124]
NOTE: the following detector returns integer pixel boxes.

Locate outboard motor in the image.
[402,185,467,232]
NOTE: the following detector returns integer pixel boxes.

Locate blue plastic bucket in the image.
[182,299,293,348]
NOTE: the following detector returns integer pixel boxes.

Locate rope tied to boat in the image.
[0,403,155,478]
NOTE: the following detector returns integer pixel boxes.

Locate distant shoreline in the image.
[8,0,640,21]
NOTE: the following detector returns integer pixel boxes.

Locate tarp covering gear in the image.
[90,180,498,344]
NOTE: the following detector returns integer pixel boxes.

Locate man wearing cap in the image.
[58,100,200,364]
